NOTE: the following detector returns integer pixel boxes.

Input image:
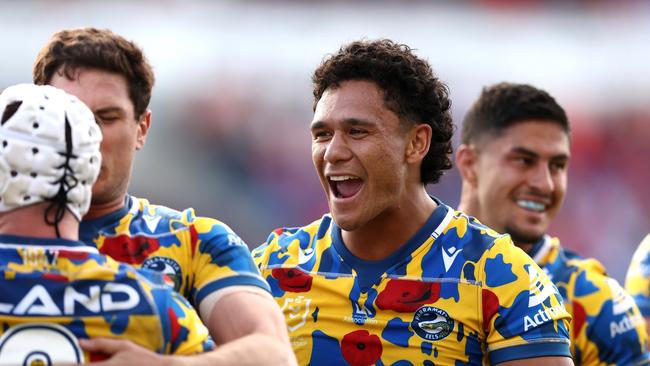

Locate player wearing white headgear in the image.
[0,83,101,233]
[0,84,213,365]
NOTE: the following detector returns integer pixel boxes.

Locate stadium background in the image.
[1,0,648,282]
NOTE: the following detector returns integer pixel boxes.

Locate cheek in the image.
[311,146,324,169]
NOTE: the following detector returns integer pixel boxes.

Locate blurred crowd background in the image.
[1,0,648,282]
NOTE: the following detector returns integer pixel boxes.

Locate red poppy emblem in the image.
[100,234,160,265]
[341,330,382,366]
[376,279,441,312]
[271,267,313,293]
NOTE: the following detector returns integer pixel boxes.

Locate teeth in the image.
[517,200,546,212]
[329,175,358,181]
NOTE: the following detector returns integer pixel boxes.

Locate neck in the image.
[517,241,536,253]
[457,183,479,217]
[84,195,126,220]
[341,186,436,261]
[0,203,79,240]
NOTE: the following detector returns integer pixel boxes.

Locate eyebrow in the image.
[310,118,375,130]
[94,106,126,115]
[511,146,570,161]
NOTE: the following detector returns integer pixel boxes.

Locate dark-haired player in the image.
[253,39,572,365]
[457,82,649,364]
[33,27,294,365]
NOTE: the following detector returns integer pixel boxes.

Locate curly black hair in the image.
[461,82,569,145]
[312,39,454,185]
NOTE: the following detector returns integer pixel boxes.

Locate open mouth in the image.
[516,199,547,213]
[329,175,363,199]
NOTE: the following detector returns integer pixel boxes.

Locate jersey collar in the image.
[331,196,451,275]
[79,195,137,242]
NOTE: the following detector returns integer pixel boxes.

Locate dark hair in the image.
[33,27,154,119]
[461,82,570,144]
[312,39,454,185]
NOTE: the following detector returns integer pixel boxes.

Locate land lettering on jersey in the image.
[523,304,566,332]
[0,279,150,317]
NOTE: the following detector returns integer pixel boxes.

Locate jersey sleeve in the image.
[573,263,650,364]
[189,216,271,320]
[479,236,571,364]
[625,234,650,316]
[151,285,214,355]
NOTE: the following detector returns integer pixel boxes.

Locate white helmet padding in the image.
[0,83,102,221]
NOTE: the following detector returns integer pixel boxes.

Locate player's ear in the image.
[405,123,432,164]
[136,109,152,150]
[456,144,478,186]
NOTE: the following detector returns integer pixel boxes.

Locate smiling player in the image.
[456,82,649,364]
[253,39,573,365]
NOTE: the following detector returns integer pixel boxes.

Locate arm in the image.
[80,334,296,366]
[498,356,574,366]
[480,235,572,363]
[80,290,296,365]
[204,288,290,346]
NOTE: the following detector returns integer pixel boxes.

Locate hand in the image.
[79,338,172,366]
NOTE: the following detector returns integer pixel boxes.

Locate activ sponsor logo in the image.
[523,304,566,332]
[610,313,644,338]
[607,278,636,316]
[607,277,645,338]
[527,265,557,307]
[411,306,454,341]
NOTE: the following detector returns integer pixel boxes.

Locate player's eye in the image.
[312,130,332,141]
[514,156,534,166]
[550,161,567,172]
[96,115,120,125]
[349,128,367,137]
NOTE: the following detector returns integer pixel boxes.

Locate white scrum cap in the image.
[0,83,102,220]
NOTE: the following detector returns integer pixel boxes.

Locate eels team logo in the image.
[0,323,82,365]
[142,257,182,290]
[411,306,454,341]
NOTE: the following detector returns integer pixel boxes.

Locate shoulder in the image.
[442,209,510,261]
[252,215,331,266]
[135,196,244,244]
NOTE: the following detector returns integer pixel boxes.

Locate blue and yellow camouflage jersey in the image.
[0,234,213,364]
[530,235,649,364]
[80,195,271,322]
[252,201,571,365]
[626,234,650,318]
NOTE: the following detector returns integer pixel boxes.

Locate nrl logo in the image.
[411,306,454,341]
[281,296,312,332]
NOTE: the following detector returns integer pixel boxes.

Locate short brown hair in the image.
[33,27,154,118]
[312,39,454,185]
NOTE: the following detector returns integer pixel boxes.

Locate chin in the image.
[504,224,545,245]
[330,211,361,231]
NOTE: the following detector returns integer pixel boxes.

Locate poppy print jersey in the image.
[0,235,213,364]
[626,234,650,316]
[252,201,572,365]
[79,196,270,321]
[531,236,650,364]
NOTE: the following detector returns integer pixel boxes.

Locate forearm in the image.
[170,334,296,366]
[206,288,290,347]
